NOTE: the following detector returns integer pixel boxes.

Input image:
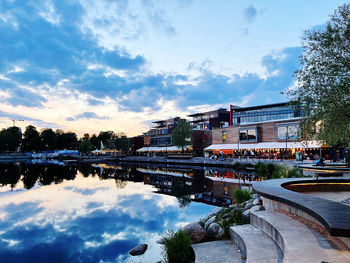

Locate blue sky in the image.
[0,0,347,136]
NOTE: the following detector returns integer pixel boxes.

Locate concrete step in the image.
[230,224,282,263]
[191,240,243,263]
[250,209,350,263]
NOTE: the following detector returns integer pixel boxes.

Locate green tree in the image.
[115,135,130,154]
[171,119,192,153]
[22,125,41,152]
[287,4,350,147]
[78,140,95,154]
[40,128,57,150]
[0,126,22,152]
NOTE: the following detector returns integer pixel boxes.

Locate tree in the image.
[22,125,41,152]
[78,139,95,154]
[287,4,350,147]
[115,135,130,154]
[40,128,57,150]
[0,126,22,152]
[171,119,192,153]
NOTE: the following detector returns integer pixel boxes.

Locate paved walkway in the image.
[191,240,242,263]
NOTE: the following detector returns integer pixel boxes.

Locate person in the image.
[315,157,324,167]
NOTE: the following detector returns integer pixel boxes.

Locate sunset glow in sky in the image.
[0,0,347,136]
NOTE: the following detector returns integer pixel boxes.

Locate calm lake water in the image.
[0,162,238,263]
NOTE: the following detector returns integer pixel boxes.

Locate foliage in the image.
[0,126,22,152]
[287,4,350,147]
[78,140,95,153]
[162,229,193,263]
[115,135,130,153]
[22,125,41,152]
[233,189,252,204]
[171,119,192,153]
[215,206,244,239]
[255,162,268,178]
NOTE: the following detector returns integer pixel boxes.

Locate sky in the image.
[0,0,348,137]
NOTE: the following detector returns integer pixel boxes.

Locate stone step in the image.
[191,240,242,263]
[230,224,282,263]
[250,209,350,263]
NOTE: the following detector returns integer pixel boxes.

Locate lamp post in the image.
[285,127,288,161]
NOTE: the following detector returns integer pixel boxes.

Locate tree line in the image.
[0,125,129,153]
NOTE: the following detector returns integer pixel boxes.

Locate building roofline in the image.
[187,108,228,117]
[230,102,291,112]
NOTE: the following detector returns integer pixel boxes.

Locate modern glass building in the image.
[230,102,302,126]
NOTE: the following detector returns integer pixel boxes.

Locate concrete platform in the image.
[191,240,242,263]
[230,224,282,263]
[250,209,350,263]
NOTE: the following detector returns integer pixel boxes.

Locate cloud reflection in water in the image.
[0,174,215,262]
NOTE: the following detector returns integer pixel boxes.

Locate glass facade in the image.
[239,128,258,142]
[147,129,169,136]
[232,105,300,125]
[276,124,299,140]
[150,136,172,146]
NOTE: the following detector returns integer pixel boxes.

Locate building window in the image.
[239,128,257,142]
[276,124,299,140]
[222,131,227,142]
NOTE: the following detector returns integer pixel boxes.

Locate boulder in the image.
[204,216,216,231]
[129,244,148,256]
[207,223,224,240]
[183,222,206,244]
[242,209,250,223]
[243,202,255,212]
[252,197,262,206]
[208,207,223,217]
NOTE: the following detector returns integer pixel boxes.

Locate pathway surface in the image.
[191,240,242,263]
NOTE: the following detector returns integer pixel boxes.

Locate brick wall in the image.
[212,119,301,144]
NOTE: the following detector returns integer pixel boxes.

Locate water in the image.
[0,162,240,263]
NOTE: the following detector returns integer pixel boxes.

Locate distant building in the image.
[187,108,230,130]
[145,117,181,147]
[187,108,230,156]
[206,102,321,157]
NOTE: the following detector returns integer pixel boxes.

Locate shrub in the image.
[215,206,244,239]
[255,162,268,178]
[162,229,193,263]
[266,163,275,179]
[287,167,303,178]
[233,189,252,204]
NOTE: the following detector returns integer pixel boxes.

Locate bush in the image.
[233,189,252,204]
[162,229,193,263]
[266,163,275,179]
[287,167,303,178]
[255,162,268,178]
[215,206,244,239]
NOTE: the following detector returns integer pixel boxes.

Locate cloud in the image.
[66,112,110,121]
[243,6,257,23]
[0,110,60,128]
[118,46,302,111]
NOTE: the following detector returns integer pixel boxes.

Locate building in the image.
[206,102,322,158]
[188,108,230,130]
[146,117,181,147]
[187,108,230,156]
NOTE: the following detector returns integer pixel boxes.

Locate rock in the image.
[208,207,223,217]
[156,238,165,244]
[252,197,262,206]
[207,223,224,240]
[243,202,255,212]
[204,216,216,231]
[183,222,206,244]
[242,209,250,223]
[218,225,225,239]
[129,244,148,256]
